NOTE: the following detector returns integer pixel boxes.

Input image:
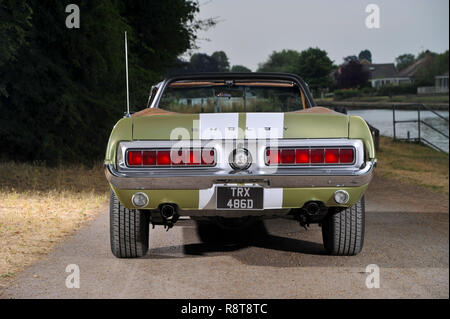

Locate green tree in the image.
[335,60,369,89]
[211,51,230,72]
[294,47,334,91]
[415,50,449,86]
[230,65,252,73]
[358,49,372,63]
[395,53,415,71]
[0,0,32,97]
[0,0,212,164]
[189,53,220,72]
[257,49,301,73]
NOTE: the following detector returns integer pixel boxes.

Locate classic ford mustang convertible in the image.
[105,73,376,258]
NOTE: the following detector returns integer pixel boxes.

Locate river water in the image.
[347,109,449,153]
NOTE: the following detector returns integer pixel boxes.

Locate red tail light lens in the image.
[171,150,184,165]
[127,148,216,167]
[156,150,171,165]
[325,149,339,163]
[266,149,280,165]
[311,149,324,163]
[201,149,215,165]
[127,151,143,166]
[296,149,310,164]
[143,151,156,165]
[340,149,354,163]
[266,147,355,165]
[187,150,201,165]
[280,149,295,164]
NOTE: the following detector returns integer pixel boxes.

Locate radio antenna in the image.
[124,31,130,117]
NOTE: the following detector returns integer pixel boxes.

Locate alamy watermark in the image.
[365,4,380,29]
[65,264,80,288]
[65,4,80,29]
[365,264,380,288]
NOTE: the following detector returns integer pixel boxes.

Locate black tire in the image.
[322,196,365,256]
[110,189,149,258]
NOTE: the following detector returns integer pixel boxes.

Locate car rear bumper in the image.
[105,160,376,190]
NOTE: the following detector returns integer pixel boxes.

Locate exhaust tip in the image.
[305,202,321,215]
[160,204,175,219]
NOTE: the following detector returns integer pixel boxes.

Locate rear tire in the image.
[322,196,365,256]
[110,189,149,258]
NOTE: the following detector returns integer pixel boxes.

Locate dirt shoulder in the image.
[367,173,448,214]
[0,162,109,289]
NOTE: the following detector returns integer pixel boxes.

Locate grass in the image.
[0,162,109,288]
[376,136,449,194]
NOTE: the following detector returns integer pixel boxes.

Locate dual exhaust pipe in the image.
[304,201,321,215]
[160,204,176,219]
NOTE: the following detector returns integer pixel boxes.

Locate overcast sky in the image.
[193,0,449,70]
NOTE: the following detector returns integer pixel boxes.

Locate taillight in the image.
[266,147,354,165]
[126,149,216,167]
[187,150,201,165]
[143,151,156,165]
[296,149,310,163]
[156,150,171,165]
[266,149,280,165]
[311,149,324,163]
[201,149,215,165]
[280,149,295,164]
[325,149,339,163]
[340,149,354,163]
[127,151,143,166]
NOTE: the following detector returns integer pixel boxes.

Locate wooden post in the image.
[392,105,396,140]
[417,104,421,144]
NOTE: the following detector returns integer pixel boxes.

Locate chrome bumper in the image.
[105,160,375,190]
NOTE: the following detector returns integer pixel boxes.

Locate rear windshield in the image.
[158,80,305,113]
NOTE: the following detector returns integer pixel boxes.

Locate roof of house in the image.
[365,63,399,80]
[398,52,433,77]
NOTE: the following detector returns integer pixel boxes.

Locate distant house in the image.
[397,51,434,81]
[418,71,449,94]
[366,51,437,88]
[332,51,442,90]
[435,71,449,94]
[365,63,411,88]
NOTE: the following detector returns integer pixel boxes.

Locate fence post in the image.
[417,104,421,144]
[392,105,396,140]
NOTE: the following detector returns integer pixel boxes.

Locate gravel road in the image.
[1,175,448,298]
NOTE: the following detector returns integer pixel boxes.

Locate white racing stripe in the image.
[245,113,284,139]
[197,112,284,210]
[263,188,283,209]
[199,113,239,140]
[199,186,216,209]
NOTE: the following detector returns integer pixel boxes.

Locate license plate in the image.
[216,186,263,210]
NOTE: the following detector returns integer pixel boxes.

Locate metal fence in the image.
[392,103,449,152]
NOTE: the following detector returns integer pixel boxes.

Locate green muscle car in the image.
[105,73,376,258]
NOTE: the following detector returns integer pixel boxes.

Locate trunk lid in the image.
[132,112,349,140]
